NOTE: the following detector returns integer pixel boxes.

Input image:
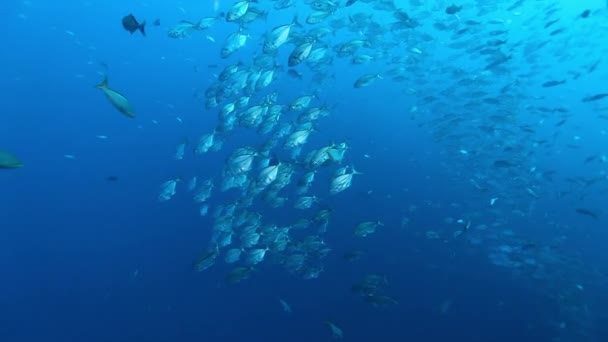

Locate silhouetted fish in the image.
[288,69,303,79]
[493,159,516,168]
[122,14,146,36]
[106,176,119,181]
[153,19,161,26]
[575,208,599,219]
[542,80,566,88]
[445,4,462,14]
[582,93,608,102]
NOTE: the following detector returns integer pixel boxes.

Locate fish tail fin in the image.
[139,22,146,36]
[292,15,302,28]
[95,76,108,89]
[351,166,363,175]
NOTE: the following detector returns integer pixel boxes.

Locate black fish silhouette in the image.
[122,14,146,36]
[445,4,462,14]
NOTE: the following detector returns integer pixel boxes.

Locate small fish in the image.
[325,321,343,339]
[225,266,253,283]
[122,14,146,36]
[365,294,398,308]
[582,93,608,102]
[226,0,252,22]
[106,176,119,181]
[544,19,559,29]
[462,220,471,232]
[493,160,515,168]
[153,19,161,26]
[343,250,364,262]
[542,80,565,87]
[575,208,599,219]
[95,76,136,118]
[279,298,292,313]
[345,0,357,6]
[288,41,314,67]
[445,4,462,14]
[354,74,382,88]
[288,69,303,79]
[263,16,301,53]
[193,246,219,272]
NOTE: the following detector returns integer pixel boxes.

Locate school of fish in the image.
[83,0,608,339]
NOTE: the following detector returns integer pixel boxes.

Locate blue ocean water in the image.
[2,0,608,341]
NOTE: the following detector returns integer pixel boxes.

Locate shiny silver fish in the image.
[263,16,301,53]
[354,74,382,88]
[289,41,314,66]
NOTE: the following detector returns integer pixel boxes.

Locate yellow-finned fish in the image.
[95,76,136,118]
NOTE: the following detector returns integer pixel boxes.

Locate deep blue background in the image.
[1,1,608,341]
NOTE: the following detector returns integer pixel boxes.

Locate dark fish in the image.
[580,10,590,18]
[106,176,119,181]
[575,208,599,219]
[488,30,507,36]
[493,160,516,168]
[458,220,471,235]
[519,125,535,133]
[521,242,537,250]
[485,55,512,70]
[544,19,559,29]
[288,69,303,79]
[343,250,364,262]
[584,155,597,164]
[542,80,565,87]
[153,19,161,26]
[225,266,253,284]
[445,4,462,14]
[587,59,601,74]
[507,0,524,11]
[345,0,357,6]
[550,28,565,36]
[365,294,398,307]
[455,27,468,35]
[582,93,608,102]
[122,14,146,36]
[487,39,507,46]
[394,10,411,21]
